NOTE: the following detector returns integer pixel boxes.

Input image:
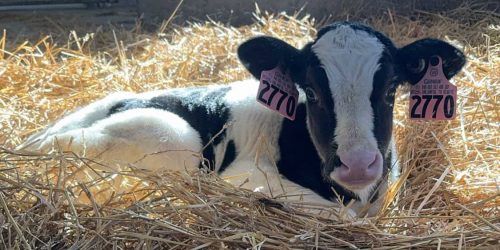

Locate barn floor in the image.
[0,2,499,249]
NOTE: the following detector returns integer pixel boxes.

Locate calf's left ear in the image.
[398,38,466,84]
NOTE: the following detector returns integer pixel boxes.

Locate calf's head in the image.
[238,22,465,198]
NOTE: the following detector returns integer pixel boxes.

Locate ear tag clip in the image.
[409,56,457,120]
[256,66,299,121]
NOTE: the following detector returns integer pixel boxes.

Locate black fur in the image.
[237,36,305,84]
[218,140,236,174]
[398,38,466,84]
[277,103,357,204]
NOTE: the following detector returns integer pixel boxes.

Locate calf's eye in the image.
[305,87,318,103]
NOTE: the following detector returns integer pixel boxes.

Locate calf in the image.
[18,22,465,216]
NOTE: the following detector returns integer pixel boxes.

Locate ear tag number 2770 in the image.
[409,56,457,120]
[257,66,299,121]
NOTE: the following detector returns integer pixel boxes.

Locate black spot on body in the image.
[108,85,232,170]
[277,103,356,205]
[108,99,149,114]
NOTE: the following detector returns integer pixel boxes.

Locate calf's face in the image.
[238,22,465,199]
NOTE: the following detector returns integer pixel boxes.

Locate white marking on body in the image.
[19,99,203,172]
[312,25,385,200]
[19,92,137,148]
[219,80,282,184]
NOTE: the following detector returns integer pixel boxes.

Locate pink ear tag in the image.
[257,66,299,120]
[409,56,457,120]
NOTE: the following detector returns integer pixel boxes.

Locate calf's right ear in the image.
[237,36,304,82]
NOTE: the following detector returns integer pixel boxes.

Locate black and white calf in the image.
[19,22,465,216]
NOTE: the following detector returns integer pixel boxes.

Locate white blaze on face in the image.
[311,25,384,157]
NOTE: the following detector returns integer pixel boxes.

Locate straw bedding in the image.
[0,5,499,249]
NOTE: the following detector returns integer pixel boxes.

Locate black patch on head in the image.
[302,63,337,169]
[277,103,356,204]
[218,140,236,174]
[371,50,397,157]
[108,86,232,170]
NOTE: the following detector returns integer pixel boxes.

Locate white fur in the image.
[312,26,385,199]
[18,97,203,172]
[312,26,383,154]
[223,80,282,166]
[21,92,137,148]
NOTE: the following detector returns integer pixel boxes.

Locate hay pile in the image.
[1,5,499,249]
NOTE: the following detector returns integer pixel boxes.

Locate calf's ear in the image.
[237,36,304,82]
[398,38,466,84]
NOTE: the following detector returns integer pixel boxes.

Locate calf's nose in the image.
[335,149,382,186]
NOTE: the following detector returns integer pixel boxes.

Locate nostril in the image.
[367,155,378,169]
[333,155,342,167]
